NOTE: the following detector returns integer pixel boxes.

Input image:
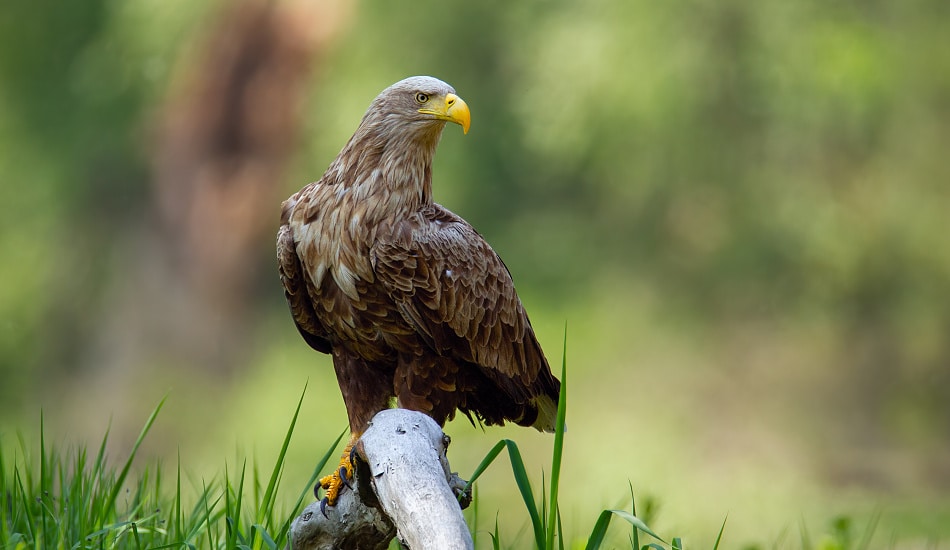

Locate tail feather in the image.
[531,394,562,433]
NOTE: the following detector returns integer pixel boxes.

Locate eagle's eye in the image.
[414,92,429,104]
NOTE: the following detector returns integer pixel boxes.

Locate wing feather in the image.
[372,205,548,391]
[277,222,331,354]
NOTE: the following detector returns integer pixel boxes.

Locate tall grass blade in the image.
[201,479,220,547]
[469,481,479,546]
[225,463,233,546]
[85,426,111,542]
[255,383,308,535]
[504,439,544,549]
[556,507,565,550]
[174,451,183,540]
[237,461,248,544]
[492,513,501,550]
[131,520,142,549]
[586,508,667,550]
[14,467,36,544]
[39,411,48,544]
[545,327,568,550]
[99,396,167,525]
[226,460,248,549]
[608,510,665,543]
[541,471,547,536]
[586,509,612,550]
[629,483,640,550]
[712,514,727,550]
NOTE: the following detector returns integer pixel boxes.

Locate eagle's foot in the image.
[314,433,360,514]
[316,463,353,511]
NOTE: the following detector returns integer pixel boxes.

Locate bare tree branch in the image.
[290,409,473,550]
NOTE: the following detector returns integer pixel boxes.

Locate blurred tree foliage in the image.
[1,0,948,461]
[0,0,211,396]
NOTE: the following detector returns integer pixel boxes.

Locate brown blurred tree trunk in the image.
[145,0,349,372]
[78,0,352,432]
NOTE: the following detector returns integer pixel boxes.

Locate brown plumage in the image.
[277,76,560,453]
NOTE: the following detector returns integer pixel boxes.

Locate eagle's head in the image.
[361,76,471,141]
[325,76,471,206]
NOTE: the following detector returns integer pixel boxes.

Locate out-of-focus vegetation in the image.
[0,396,332,549]
[2,0,949,546]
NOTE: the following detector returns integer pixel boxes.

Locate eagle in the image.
[277,76,561,508]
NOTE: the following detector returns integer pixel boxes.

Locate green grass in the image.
[0,386,338,550]
[0,356,915,550]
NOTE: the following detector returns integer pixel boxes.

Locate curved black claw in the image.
[313,482,321,499]
[320,497,329,518]
[346,443,359,489]
[339,466,354,491]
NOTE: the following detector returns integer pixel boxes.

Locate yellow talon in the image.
[318,433,359,507]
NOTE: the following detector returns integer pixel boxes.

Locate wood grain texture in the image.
[289,409,472,550]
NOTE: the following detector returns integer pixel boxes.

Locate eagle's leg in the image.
[320,350,392,511]
[316,431,361,511]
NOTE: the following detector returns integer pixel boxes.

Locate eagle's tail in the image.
[470,360,563,432]
[528,365,563,433]
[531,393,561,433]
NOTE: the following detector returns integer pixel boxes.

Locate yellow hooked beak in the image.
[420,93,471,134]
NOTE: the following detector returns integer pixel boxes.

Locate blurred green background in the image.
[2,0,949,546]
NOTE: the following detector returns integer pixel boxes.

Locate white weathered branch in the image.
[289,409,473,550]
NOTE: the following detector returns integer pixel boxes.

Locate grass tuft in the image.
[0,390,321,549]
